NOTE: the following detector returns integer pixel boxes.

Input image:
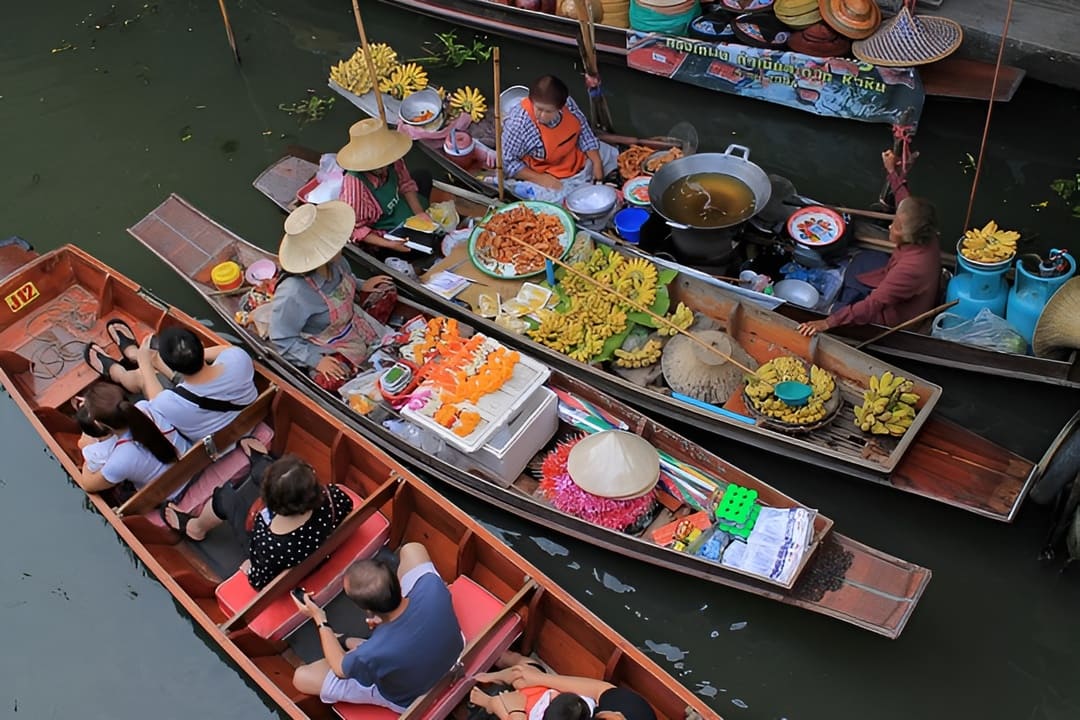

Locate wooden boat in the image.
[258,138,1080,391]
[373,0,1024,103]
[250,156,1039,522]
[131,193,932,639]
[0,244,716,720]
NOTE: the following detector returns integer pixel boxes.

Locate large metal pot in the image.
[648,144,772,231]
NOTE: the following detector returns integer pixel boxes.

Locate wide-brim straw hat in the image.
[851,7,963,67]
[278,201,354,274]
[336,118,413,172]
[567,430,660,499]
[788,21,852,56]
[819,0,881,40]
[1033,277,1080,359]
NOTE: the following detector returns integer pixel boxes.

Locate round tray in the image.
[743,362,843,435]
[787,206,846,247]
[467,201,575,279]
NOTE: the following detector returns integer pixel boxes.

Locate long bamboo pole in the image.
[351,0,386,124]
[216,0,241,65]
[963,0,1015,230]
[493,47,505,202]
[573,0,614,132]
[853,300,958,349]
[488,230,758,375]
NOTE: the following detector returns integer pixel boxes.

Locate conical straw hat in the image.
[278,201,354,274]
[567,430,660,499]
[851,6,962,67]
[336,118,413,172]
[1033,277,1080,359]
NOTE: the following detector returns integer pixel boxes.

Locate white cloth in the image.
[150,347,257,441]
[100,400,192,497]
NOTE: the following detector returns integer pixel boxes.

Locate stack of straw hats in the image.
[819,0,881,39]
[602,0,630,27]
[774,0,821,29]
[787,21,852,57]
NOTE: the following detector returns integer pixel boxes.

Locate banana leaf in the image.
[627,285,671,327]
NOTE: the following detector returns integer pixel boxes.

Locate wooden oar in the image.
[573,0,615,132]
[853,300,959,349]
[216,0,241,64]
[493,47,505,202]
[494,232,758,376]
[351,0,386,124]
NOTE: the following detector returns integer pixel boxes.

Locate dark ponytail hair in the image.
[82,381,179,464]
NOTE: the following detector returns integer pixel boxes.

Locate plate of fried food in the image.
[468,201,576,279]
[641,147,684,175]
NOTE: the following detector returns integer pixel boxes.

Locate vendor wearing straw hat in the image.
[270,201,396,391]
[798,152,940,336]
[338,118,434,251]
[500,75,617,202]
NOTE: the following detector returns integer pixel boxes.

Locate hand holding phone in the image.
[291,588,308,604]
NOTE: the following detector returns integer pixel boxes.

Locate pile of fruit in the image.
[744,356,836,426]
[447,86,487,123]
[852,371,920,437]
[526,247,691,367]
[960,220,1020,264]
[329,43,402,96]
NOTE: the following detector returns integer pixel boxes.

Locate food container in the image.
[614,207,649,244]
[775,381,813,407]
[398,89,443,127]
[622,176,651,207]
[211,261,243,291]
[443,131,475,157]
[244,259,277,286]
[955,238,1015,271]
[772,278,820,308]
[564,184,618,219]
[499,85,529,116]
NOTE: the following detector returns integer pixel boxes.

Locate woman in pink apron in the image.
[269,201,397,392]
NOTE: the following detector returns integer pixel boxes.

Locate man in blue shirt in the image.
[292,542,464,710]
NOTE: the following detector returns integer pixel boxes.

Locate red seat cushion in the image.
[145,422,275,528]
[333,575,524,720]
[215,485,390,641]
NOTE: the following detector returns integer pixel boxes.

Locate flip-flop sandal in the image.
[160,503,202,541]
[105,318,139,370]
[83,342,124,381]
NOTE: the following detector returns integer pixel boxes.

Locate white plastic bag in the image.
[306,153,345,204]
[930,308,1028,354]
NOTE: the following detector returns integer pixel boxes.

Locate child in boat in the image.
[75,402,117,472]
[269,201,397,393]
[73,380,191,498]
[161,451,354,589]
[798,150,940,336]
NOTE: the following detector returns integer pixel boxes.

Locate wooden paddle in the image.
[573,0,615,132]
[351,0,385,124]
[493,47,505,202]
[216,0,241,64]
[853,300,959,349]
[493,231,758,376]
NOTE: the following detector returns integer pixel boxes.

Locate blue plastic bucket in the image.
[614,207,649,244]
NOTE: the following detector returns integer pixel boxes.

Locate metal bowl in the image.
[648,144,771,230]
[772,279,820,308]
[398,89,443,127]
[956,238,1015,272]
[565,184,617,219]
[500,85,529,116]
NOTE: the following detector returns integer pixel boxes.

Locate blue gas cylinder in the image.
[1006,250,1076,347]
[946,253,1010,319]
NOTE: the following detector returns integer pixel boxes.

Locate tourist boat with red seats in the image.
[132,194,932,639]
[0,243,717,720]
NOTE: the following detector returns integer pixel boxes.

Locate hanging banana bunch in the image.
[448,86,488,123]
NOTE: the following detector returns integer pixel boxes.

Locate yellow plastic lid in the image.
[212,261,242,286]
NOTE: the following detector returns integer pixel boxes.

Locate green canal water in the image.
[2,1,1080,718]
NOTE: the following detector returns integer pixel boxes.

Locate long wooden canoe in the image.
[250,153,1039,521]
[0,244,716,719]
[131,194,931,638]
[373,0,1024,104]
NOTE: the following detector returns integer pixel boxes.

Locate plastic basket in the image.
[713,484,760,539]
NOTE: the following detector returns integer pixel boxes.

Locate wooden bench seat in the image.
[215,485,390,641]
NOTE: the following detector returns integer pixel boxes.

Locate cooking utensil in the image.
[565,183,618,219]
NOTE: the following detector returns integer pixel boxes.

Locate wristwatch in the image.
[317,619,329,629]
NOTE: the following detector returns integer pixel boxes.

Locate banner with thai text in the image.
[626,33,924,126]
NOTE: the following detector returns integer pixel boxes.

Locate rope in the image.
[963,0,1016,230]
[23,294,99,380]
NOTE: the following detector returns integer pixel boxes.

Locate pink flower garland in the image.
[539,436,656,532]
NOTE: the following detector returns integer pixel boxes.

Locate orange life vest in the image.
[522,98,586,179]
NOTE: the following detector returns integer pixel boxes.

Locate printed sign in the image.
[627,33,924,126]
[5,281,40,313]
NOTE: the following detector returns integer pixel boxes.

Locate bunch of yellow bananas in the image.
[379,62,428,100]
[809,364,835,403]
[328,43,398,95]
[744,356,836,425]
[960,220,1020,264]
[754,397,829,425]
[614,340,662,368]
[448,86,487,123]
[658,303,693,336]
[853,371,920,436]
[614,258,659,306]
